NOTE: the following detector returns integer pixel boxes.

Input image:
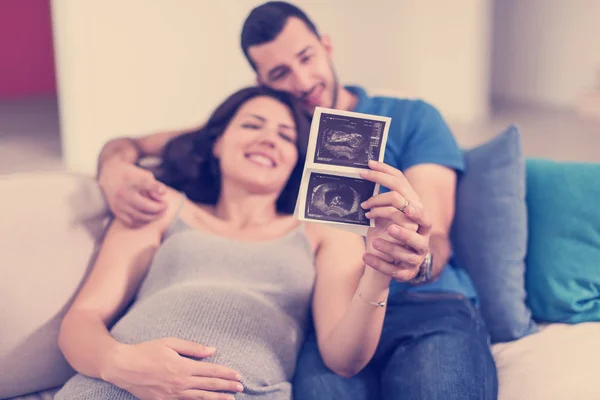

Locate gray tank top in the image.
[55,194,317,400]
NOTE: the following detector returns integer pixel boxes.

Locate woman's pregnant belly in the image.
[109,283,305,394]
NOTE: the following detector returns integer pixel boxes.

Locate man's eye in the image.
[301,56,312,64]
[271,71,288,81]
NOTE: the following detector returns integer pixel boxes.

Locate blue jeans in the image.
[293,291,498,400]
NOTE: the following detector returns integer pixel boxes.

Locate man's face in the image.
[248,17,339,116]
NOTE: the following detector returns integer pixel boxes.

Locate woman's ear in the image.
[212,136,223,159]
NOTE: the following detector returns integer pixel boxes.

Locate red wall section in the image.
[0,0,56,99]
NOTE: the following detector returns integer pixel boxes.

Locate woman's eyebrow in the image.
[245,114,265,122]
[245,114,295,130]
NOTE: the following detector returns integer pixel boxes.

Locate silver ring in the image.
[400,198,410,213]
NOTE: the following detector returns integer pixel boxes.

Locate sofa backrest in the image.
[0,171,110,398]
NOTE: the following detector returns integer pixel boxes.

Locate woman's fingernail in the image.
[365,211,372,218]
[236,383,244,392]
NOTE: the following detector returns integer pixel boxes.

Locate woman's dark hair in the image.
[155,86,310,215]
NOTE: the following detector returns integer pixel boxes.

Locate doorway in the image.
[0,0,62,174]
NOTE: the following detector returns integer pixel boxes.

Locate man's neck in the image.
[334,85,358,111]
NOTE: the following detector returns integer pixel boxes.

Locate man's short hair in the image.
[241,1,320,71]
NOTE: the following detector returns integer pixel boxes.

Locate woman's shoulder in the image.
[161,185,187,209]
[147,186,188,233]
[100,186,187,245]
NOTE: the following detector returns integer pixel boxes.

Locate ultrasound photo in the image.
[304,173,375,226]
[313,112,387,168]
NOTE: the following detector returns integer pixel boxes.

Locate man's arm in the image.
[96,130,193,177]
[96,125,202,227]
[403,163,457,279]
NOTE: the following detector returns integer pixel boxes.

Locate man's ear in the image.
[320,34,333,57]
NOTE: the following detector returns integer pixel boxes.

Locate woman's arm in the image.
[58,189,181,379]
[312,160,433,378]
[59,188,244,398]
[310,225,391,378]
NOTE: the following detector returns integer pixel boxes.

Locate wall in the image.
[492,0,600,108]
[51,0,492,175]
[315,0,492,123]
[0,0,56,99]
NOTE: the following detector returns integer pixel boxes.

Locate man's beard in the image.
[302,62,340,121]
[330,61,340,109]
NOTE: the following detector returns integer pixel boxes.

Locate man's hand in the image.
[360,160,433,282]
[98,158,168,227]
[403,163,458,280]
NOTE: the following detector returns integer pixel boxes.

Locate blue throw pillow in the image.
[450,125,538,343]
[525,158,600,323]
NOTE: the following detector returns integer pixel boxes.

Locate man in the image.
[96,2,498,399]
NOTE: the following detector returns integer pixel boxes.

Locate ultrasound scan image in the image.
[305,173,375,226]
[314,112,385,168]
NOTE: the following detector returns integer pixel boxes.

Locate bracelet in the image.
[356,290,387,307]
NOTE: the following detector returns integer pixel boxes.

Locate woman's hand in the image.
[103,337,244,400]
[360,160,433,282]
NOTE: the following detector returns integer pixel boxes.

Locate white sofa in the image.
[1,171,599,400]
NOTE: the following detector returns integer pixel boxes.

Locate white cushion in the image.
[7,387,60,400]
[493,322,600,400]
[0,172,110,398]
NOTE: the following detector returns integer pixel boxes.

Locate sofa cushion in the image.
[7,387,60,400]
[492,322,600,400]
[451,125,538,343]
[525,159,600,323]
[0,172,110,399]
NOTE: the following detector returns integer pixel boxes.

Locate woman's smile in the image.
[245,151,277,168]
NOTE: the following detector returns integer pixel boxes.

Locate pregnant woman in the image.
[55,86,421,399]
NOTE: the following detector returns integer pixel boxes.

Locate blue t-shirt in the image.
[348,85,478,300]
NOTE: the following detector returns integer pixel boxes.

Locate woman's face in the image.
[212,95,300,196]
